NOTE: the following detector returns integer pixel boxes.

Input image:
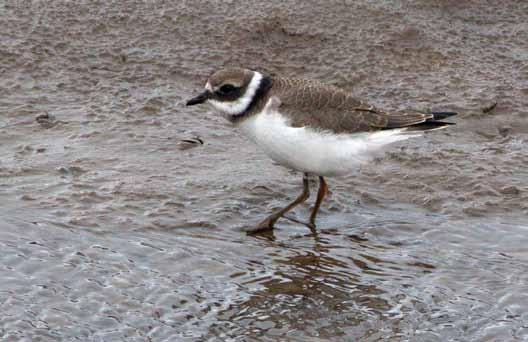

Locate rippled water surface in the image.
[1,1,528,341]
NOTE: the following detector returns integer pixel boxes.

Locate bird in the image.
[186,68,456,233]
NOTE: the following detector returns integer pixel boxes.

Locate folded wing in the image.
[272,77,457,134]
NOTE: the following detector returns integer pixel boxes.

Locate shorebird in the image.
[186,68,456,233]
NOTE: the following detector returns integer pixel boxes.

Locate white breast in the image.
[237,99,421,177]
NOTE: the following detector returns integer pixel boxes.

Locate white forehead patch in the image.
[208,72,263,116]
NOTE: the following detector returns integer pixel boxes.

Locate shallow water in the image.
[1,1,528,341]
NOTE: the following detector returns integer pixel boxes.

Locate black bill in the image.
[186,91,211,106]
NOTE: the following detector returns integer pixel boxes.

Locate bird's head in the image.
[186,68,271,121]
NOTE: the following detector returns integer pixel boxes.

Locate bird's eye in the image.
[218,84,237,94]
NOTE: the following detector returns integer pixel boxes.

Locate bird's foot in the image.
[245,216,278,235]
[308,218,317,231]
[283,215,317,231]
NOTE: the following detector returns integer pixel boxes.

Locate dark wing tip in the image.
[431,111,458,120]
[406,111,458,132]
[383,111,457,131]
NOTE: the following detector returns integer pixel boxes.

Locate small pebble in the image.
[498,126,512,137]
[177,137,204,150]
[35,112,58,128]
[500,186,520,195]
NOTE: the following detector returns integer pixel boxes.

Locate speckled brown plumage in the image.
[248,76,435,134]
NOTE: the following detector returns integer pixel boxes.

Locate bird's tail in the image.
[430,111,458,120]
[404,111,458,132]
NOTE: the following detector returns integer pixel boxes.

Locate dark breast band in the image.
[230,75,273,123]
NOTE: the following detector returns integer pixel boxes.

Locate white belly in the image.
[237,106,421,177]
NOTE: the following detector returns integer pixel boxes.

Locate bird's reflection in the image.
[212,227,409,339]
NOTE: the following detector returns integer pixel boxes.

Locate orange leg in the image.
[248,173,310,234]
[309,176,327,229]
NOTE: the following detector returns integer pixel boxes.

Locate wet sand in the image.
[1,1,528,340]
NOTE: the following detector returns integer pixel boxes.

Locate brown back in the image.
[267,76,432,134]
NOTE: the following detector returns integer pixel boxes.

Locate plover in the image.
[186,68,456,233]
